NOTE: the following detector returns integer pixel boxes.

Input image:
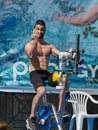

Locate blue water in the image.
[0,0,98,89]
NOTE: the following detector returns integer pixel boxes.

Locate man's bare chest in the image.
[37,45,51,56]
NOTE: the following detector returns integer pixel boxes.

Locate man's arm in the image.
[25,29,39,59]
[51,45,74,59]
[54,4,98,26]
[54,15,91,26]
[25,40,38,59]
[50,45,60,57]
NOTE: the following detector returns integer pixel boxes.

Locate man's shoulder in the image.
[25,41,33,49]
[26,40,33,45]
[45,42,55,47]
[49,44,56,48]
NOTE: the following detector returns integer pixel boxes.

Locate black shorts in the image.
[30,70,58,90]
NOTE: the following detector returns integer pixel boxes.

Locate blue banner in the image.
[0,0,98,89]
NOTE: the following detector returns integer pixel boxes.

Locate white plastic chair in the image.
[68,91,98,130]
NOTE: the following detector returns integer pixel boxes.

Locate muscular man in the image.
[54,4,98,26]
[25,20,71,130]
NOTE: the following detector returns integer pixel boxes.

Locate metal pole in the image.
[49,103,63,130]
[74,34,80,75]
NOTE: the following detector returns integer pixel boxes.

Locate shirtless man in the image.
[54,4,98,26]
[25,20,72,130]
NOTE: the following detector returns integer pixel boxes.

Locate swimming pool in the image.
[0,0,98,89]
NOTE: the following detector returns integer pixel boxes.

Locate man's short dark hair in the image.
[34,20,46,29]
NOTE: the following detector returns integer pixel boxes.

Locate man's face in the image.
[34,24,45,39]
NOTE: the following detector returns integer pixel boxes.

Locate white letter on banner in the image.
[78,64,88,77]
[88,65,98,78]
[49,63,58,70]
[13,61,28,81]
